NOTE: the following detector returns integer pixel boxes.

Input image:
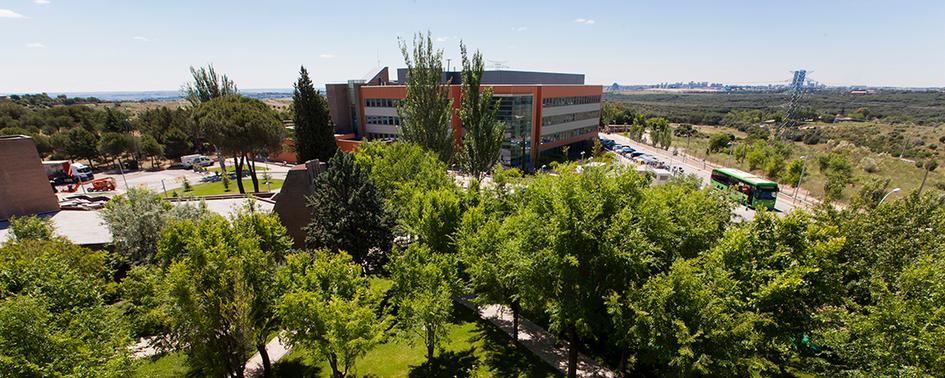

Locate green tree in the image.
[397,32,454,163]
[292,66,336,163]
[183,64,238,173]
[388,243,457,362]
[97,132,136,169]
[706,133,734,154]
[277,251,389,378]
[456,42,504,180]
[305,150,393,271]
[0,240,133,377]
[456,205,530,340]
[819,153,854,201]
[158,211,290,378]
[783,158,805,187]
[398,188,461,254]
[7,215,55,242]
[100,188,206,264]
[139,134,164,168]
[514,166,647,378]
[51,127,99,167]
[647,117,672,149]
[195,95,284,193]
[183,64,238,107]
[353,141,453,217]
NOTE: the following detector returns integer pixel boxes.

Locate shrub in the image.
[860,157,879,173]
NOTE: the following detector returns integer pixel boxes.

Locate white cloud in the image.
[26,42,45,48]
[34,0,51,5]
[515,26,527,32]
[0,9,28,18]
[435,36,449,42]
[574,18,596,25]
[319,53,335,59]
[132,36,150,42]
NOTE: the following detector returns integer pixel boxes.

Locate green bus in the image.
[710,167,779,210]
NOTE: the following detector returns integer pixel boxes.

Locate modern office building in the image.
[325,67,602,169]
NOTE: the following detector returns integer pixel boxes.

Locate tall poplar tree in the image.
[457,42,505,180]
[397,32,454,163]
[293,66,336,163]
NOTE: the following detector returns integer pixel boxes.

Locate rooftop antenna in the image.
[446,58,452,72]
[488,60,509,83]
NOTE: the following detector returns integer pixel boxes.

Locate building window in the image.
[539,126,597,145]
[366,116,401,126]
[365,98,401,107]
[541,110,601,126]
[541,95,601,107]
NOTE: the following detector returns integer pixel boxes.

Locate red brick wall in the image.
[0,135,60,220]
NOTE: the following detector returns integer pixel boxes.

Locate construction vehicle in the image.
[63,177,116,193]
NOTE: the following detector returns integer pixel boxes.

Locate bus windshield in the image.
[753,187,778,200]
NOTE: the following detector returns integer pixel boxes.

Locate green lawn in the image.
[273,302,561,378]
[168,178,284,197]
[207,165,270,174]
[134,351,189,378]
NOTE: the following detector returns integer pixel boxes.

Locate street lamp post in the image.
[879,187,901,205]
[793,156,807,203]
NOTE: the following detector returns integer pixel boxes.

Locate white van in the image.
[71,163,94,181]
[181,154,214,168]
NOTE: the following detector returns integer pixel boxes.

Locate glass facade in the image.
[491,94,534,170]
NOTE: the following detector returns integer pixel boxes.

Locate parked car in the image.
[630,151,646,158]
[181,154,214,168]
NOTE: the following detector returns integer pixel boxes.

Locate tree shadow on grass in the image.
[471,319,564,377]
[407,349,477,378]
[272,359,324,378]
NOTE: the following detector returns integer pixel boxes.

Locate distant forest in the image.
[605,89,945,126]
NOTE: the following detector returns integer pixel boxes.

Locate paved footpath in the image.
[244,336,291,377]
[458,298,616,378]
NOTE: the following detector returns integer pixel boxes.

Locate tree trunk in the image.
[234,156,246,194]
[426,328,435,361]
[247,154,260,192]
[216,145,226,172]
[618,349,628,377]
[567,326,578,378]
[328,353,342,378]
[257,343,272,378]
[511,301,520,342]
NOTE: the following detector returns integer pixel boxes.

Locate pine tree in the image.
[457,42,505,180]
[304,150,393,271]
[293,66,336,163]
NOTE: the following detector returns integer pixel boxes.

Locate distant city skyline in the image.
[3,0,944,93]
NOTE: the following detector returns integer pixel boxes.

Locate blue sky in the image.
[2,0,944,92]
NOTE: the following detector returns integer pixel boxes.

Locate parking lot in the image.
[55,160,292,199]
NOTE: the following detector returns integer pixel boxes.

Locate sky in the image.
[2,0,945,93]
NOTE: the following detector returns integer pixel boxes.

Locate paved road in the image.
[63,161,292,197]
[602,133,815,220]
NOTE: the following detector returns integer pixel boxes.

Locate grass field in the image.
[134,351,189,378]
[272,302,561,378]
[168,178,284,197]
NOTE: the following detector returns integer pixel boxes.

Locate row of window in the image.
[539,126,597,145]
[542,95,601,107]
[366,115,401,126]
[365,98,401,108]
[368,133,399,140]
[541,110,601,127]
